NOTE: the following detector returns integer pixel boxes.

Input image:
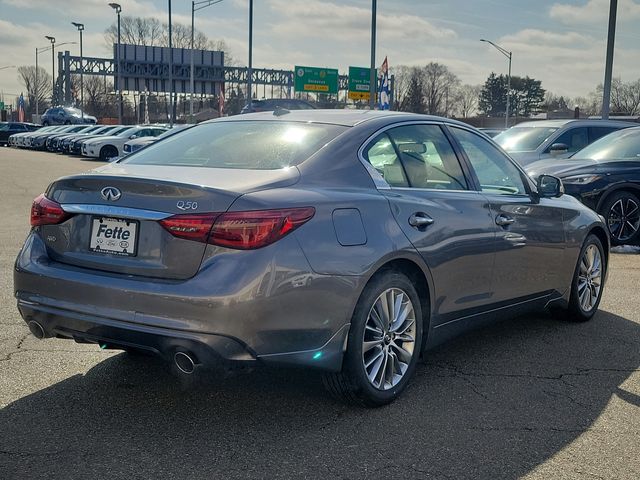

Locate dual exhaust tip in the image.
[28,320,198,375]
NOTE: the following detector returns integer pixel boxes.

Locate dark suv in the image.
[241,98,315,114]
[0,122,41,146]
[40,107,97,126]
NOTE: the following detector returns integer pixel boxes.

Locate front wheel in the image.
[323,270,424,407]
[99,145,118,162]
[599,191,640,245]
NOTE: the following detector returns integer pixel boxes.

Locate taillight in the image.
[30,194,70,226]
[159,213,220,243]
[159,207,315,250]
[209,207,315,250]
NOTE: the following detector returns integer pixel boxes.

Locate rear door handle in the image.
[409,212,434,228]
[495,214,515,226]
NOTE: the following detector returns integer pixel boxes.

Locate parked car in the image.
[0,122,41,146]
[241,98,316,114]
[25,125,73,149]
[122,125,193,155]
[478,127,505,138]
[59,125,120,154]
[494,119,635,166]
[45,125,96,152]
[9,126,58,147]
[81,126,168,161]
[41,106,97,126]
[526,126,640,245]
[16,110,609,406]
[69,126,132,155]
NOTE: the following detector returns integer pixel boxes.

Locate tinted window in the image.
[124,121,347,169]
[550,127,588,153]
[391,125,467,190]
[451,127,527,195]
[0,123,8,132]
[589,126,621,143]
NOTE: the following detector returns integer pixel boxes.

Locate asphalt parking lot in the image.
[0,147,639,480]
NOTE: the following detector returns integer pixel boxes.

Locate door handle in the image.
[409,213,434,228]
[495,214,515,226]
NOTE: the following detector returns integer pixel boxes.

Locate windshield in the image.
[65,108,83,116]
[495,127,559,152]
[124,121,347,169]
[575,128,640,160]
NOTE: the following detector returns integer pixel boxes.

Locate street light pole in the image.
[35,48,39,117]
[72,22,85,119]
[109,3,122,124]
[168,0,173,126]
[480,38,512,128]
[369,0,377,110]
[190,0,224,122]
[45,36,56,106]
[247,0,253,109]
[602,0,618,119]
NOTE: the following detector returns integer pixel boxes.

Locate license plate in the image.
[89,217,138,256]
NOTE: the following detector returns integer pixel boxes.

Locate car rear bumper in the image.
[14,232,356,372]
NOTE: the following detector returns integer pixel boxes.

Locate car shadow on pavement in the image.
[1,310,638,479]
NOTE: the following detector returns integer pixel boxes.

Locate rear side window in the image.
[124,121,347,169]
[550,127,588,153]
[364,124,468,190]
[589,126,621,142]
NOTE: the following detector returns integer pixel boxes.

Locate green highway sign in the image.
[348,66,376,101]
[294,66,339,94]
[0,101,4,110]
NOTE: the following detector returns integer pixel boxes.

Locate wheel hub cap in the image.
[577,244,603,312]
[362,288,417,391]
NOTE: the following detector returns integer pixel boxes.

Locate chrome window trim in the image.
[61,204,171,220]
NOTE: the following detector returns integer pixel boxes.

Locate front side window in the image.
[451,127,527,195]
[364,124,468,190]
[550,127,589,153]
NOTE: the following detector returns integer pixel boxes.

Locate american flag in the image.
[18,93,25,122]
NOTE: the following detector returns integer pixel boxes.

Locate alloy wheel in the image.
[577,244,602,312]
[607,197,640,242]
[362,288,416,391]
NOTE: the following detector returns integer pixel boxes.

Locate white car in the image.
[81,126,168,161]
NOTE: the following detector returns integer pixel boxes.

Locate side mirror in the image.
[549,143,569,156]
[129,134,137,139]
[537,174,564,198]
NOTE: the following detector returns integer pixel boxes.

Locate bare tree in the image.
[454,84,481,118]
[389,65,413,110]
[421,63,460,116]
[17,66,52,114]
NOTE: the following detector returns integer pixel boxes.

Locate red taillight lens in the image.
[30,194,70,226]
[209,207,315,250]
[159,213,220,242]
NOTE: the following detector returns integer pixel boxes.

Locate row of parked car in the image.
[4,123,175,161]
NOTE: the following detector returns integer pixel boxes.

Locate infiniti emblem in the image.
[101,186,122,201]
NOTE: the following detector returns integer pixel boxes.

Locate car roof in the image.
[213,109,473,128]
[512,119,637,128]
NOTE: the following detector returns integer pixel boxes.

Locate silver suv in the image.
[494,119,636,166]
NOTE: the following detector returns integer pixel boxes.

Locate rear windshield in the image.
[123,121,347,169]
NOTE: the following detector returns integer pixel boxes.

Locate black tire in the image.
[64,120,71,125]
[99,145,118,162]
[556,234,606,322]
[322,270,424,407]
[599,191,640,245]
[42,121,49,126]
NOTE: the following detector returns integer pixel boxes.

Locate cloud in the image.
[550,0,640,25]
[500,29,592,47]
[267,0,457,42]
[1,0,163,18]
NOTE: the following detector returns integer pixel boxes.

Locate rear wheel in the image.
[99,145,118,162]
[323,270,424,407]
[599,191,640,245]
[64,120,71,125]
[42,121,49,126]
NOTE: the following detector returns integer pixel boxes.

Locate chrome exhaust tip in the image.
[174,351,196,374]
[28,320,46,340]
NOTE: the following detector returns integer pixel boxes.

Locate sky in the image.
[1,0,639,102]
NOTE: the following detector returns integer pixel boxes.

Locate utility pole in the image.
[168,0,173,126]
[601,0,618,119]
[45,36,56,105]
[72,22,85,119]
[480,39,512,128]
[247,0,253,110]
[369,0,377,110]
[109,3,122,123]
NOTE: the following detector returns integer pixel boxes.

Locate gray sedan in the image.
[15,111,609,406]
